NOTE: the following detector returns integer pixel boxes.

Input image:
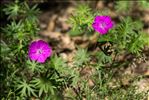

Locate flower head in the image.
[28,40,52,63]
[92,16,114,35]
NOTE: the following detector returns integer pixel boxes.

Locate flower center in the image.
[37,49,43,54]
[100,22,106,29]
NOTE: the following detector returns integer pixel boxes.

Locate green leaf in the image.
[139,1,149,9]
[69,28,83,36]
[73,48,90,67]
[16,79,37,97]
[68,4,93,36]
[115,1,133,13]
[22,2,40,23]
[26,60,44,73]
[3,1,20,19]
[31,77,55,97]
[50,55,70,75]
[96,52,112,64]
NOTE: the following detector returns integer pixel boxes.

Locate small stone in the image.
[88,79,94,87]
[60,53,68,61]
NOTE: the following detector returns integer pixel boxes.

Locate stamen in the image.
[37,49,43,54]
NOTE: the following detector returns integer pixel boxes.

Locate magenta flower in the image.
[92,16,114,35]
[28,40,52,63]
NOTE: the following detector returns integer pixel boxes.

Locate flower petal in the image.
[92,16,114,35]
[37,55,46,63]
[28,40,52,63]
[29,53,39,61]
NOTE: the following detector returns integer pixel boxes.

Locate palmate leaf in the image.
[117,17,134,36]
[115,1,133,13]
[117,17,143,37]
[112,17,146,55]
[98,32,115,43]
[23,19,40,35]
[31,77,55,97]
[3,1,20,19]
[68,4,94,36]
[127,32,148,55]
[3,1,40,22]
[76,4,91,15]
[16,79,37,97]
[26,60,44,73]
[1,20,24,36]
[50,55,66,69]
[73,48,90,67]
[22,2,40,23]
[70,69,80,87]
[96,52,112,64]
[69,27,84,36]
[50,55,71,75]
[0,40,13,59]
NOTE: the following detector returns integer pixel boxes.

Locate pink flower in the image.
[28,40,52,63]
[92,16,114,35]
